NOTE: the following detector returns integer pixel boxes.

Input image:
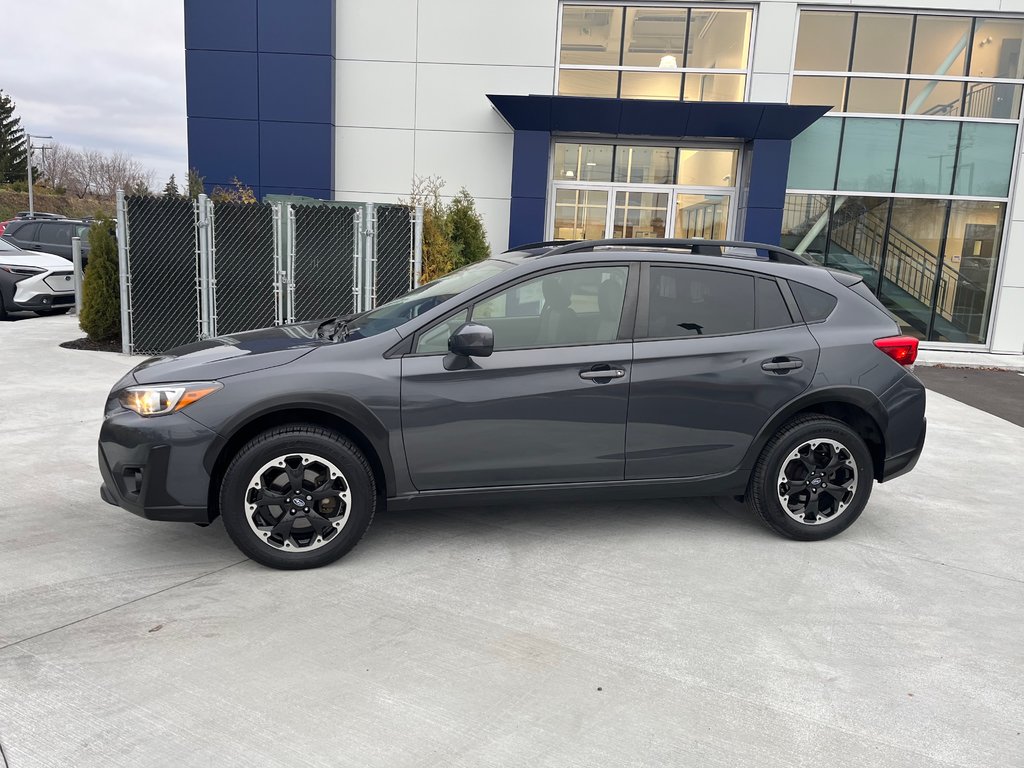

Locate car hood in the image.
[131,321,325,384]
[0,250,69,268]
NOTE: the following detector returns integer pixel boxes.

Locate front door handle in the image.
[762,357,804,373]
[579,368,626,380]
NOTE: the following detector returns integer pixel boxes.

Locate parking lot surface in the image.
[1,315,1022,768]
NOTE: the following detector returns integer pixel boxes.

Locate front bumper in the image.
[98,409,219,523]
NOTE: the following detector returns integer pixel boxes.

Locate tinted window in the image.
[471,266,629,350]
[790,281,838,322]
[9,222,39,241]
[38,223,72,245]
[415,309,469,355]
[646,267,754,338]
[755,278,792,329]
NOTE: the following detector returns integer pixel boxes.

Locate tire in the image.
[219,424,376,569]
[748,415,873,541]
[36,307,71,315]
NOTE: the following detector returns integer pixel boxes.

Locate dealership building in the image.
[184,0,1024,353]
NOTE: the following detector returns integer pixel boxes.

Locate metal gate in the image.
[116,192,422,355]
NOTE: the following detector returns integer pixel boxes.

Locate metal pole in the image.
[115,189,132,354]
[27,152,34,217]
[413,204,424,288]
[71,236,83,316]
[197,193,212,338]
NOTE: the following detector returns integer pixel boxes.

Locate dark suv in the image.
[2,218,91,263]
[99,239,926,570]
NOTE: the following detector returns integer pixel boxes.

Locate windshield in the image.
[0,238,16,251]
[344,259,514,340]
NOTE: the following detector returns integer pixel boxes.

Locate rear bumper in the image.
[880,416,926,482]
[98,410,217,523]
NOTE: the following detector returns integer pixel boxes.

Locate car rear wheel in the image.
[219,424,376,569]
[749,415,873,541]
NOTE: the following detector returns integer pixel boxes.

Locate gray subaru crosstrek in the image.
[99,239,927,570]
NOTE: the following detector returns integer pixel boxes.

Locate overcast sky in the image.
[2,0,186,186]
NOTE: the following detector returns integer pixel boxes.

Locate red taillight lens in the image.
[874,335,919,366]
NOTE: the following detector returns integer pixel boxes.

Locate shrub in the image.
[448,188,490,269]
[408,176,490,283]
[79,218,121,343]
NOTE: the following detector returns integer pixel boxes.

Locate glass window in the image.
[755,279,793,329]
[620,72,682,101]
[970,18,1024,79]
[906,80,963,116]
[613,191,669,238]
[788,118,841,190]
[935,201,1005,343]
[837,118,900,192]
[790,282,838,322]
[614,146,675,184]
[790,76,847,112]
[954,122,1017,197]
[795,11,854,72]
[552,143,613,182]
[674,194,729,239]
[472,266,629,349]
[896,120,960,195]
[558,69,618,98]
[623,7,686,68]
[782,194,830,261]
[879,198,949,339]
[845,78,906,114]
[559,5,624,66]
[39,223,72,245]
[646,267,754,338]
[965,81,1022,119]
[827,196,892,292]
[852,14,913,74]
[686,8,751,69]
[10,222,39,242]
[553,188,609,241]
[683,73,745,102]
[676,148,737,187]
[911,16,970,76]
[415,309,468,355]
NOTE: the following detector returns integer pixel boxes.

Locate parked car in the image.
[1,217,92,264]
[0,211,64,236]
[0,238,75,318]
[98,238,927,570]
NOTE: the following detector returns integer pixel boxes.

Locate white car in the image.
[0,238,76,318]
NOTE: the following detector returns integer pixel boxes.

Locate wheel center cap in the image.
[810,477,822,486]
[293,498,306,508]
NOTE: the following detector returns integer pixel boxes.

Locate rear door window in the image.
[755,278,793,329]
[38,223,72,245]
[10,222,40,242]
[644,267,755,338]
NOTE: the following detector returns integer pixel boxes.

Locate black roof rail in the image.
[539,238,815,266]
[504,239,579,252]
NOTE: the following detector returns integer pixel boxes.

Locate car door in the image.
[37,222,72,259]
[625,263,819,480]
[401,263,637,491]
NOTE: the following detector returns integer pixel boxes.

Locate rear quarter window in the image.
[789,281,838,322]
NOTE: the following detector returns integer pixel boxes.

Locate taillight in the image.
[874,335,919,366]
[0,221,8,235]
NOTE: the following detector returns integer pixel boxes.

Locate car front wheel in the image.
[219,424,376,569]
[749,415,873,541]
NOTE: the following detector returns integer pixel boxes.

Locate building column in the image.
[742,138,792,245]
[508,130,550,247]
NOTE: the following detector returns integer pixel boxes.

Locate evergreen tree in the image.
[448,188,490,269]
[163,173,180,197]
[79,218,121,343]
[187,167,205,199]
[0,90,28,184]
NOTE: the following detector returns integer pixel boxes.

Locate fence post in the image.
[272,202,284,325]
[412,203,423,289]
[365,202,377,309]
[196,193,213,338]
[286,204,297,324]
[352,207,364,313]
[71,236,83,316]
[115,189,132,354]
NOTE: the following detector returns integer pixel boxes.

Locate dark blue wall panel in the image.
[258,0,333,55]
[511,131,550,200]
[743,207,785,245]
[509,197,547,249]
[185,51,259,120]
[187,118,261,189]
[259,122,332,190]
[258,53,333,123]
[746,139,791,209]
[184,0,257,51]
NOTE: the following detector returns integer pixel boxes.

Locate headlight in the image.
[0,264,45,275]
[118,382,222,416]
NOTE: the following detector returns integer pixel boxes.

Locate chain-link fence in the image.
[115,192,421,355]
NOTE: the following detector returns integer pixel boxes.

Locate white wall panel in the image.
[990,286,1024,352]
[414,130,514,201]
[335,0,418,62]
[415,63,554,133]
[334,127,414,196]
[416,0,558,66]
[335,60,416,129]
[751,3,798,76]
[748,73,790,103]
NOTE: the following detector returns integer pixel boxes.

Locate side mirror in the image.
[448,322,494,358]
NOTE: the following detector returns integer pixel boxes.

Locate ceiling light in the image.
[659,54,678,69]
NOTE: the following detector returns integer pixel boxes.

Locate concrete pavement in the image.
[1,315,1022,767]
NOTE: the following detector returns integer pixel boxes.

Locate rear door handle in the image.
[579,368,626,380]
[761,357,804,373]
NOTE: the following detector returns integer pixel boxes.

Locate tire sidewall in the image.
[220,430,375,569]
[756,420,873,541]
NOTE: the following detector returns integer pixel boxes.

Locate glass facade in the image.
[557,5,751,101]
[788,10,1023,345]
